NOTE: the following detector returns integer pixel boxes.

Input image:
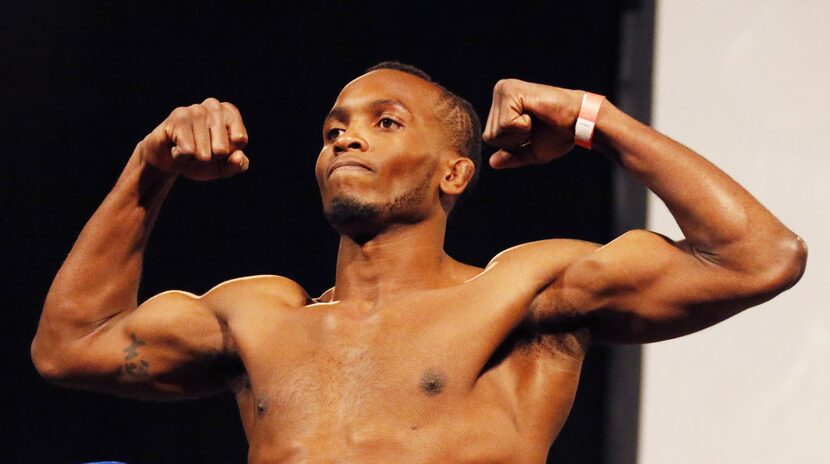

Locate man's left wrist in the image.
[573,92,606,150]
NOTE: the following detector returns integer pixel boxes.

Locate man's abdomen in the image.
[244,403,549,464]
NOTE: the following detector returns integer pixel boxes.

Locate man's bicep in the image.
[558,229,766,343]
[55,290,236,400]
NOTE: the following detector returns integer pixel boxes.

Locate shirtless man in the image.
[32,62,807,463]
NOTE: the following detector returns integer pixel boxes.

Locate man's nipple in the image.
[419,368,447,396]
[255,396,270,417]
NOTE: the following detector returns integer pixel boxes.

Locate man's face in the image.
[315,70,451,230]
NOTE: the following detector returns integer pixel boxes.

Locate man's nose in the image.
[333,131,367,155]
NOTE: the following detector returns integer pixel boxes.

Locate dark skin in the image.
[32,69,807,463]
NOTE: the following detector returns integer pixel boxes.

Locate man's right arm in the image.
[31,99,254,400]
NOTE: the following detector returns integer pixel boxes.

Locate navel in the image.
[419,368,447,396]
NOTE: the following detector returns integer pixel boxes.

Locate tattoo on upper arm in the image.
[120,332,150,378]
[122,333,145,360]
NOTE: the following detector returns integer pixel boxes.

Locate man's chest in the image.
[225,291,587,435]
[233,298,497,408]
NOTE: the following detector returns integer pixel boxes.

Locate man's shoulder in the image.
[454,239,602,300]
[201,275,310,316]
[488,238,600,273]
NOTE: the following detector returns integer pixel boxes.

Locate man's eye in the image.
[326,128,344,140]
[378,118,400,129]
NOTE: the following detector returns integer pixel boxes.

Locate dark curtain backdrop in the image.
[1,1,624,462]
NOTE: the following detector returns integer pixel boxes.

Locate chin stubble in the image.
[324,167,433,226]
[324,196,382,225]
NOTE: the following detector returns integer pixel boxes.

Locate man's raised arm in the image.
[31,99,253,399]
[482,79,807,343]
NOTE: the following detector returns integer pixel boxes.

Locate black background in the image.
[2,1,624,462]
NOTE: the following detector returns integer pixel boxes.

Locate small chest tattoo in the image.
[419,368,446,396]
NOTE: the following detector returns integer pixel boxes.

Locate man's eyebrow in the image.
[368,98,411,114]
[324,98,412,122]
[325,106,348,123]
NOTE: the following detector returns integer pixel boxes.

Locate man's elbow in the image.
[783,234,809,288]
[31,336,73,385]
[756,234,808,294]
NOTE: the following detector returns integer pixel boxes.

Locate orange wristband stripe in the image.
[574,92,605,150]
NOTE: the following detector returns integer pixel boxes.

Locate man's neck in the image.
[331,213,451,307]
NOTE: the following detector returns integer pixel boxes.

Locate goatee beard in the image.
[323,167,434,232]
[324,196,382,225]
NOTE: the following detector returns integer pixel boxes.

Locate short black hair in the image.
[365,61,482,195]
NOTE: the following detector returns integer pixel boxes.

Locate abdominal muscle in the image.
[242,396,542,464]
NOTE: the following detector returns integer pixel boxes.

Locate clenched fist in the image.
[482,79,584,169]
[138,98,250,181]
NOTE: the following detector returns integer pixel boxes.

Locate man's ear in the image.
[439,156,475,196]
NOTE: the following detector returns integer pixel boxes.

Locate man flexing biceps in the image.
[32,62,806,463]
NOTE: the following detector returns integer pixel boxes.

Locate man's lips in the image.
[328,159,372,177]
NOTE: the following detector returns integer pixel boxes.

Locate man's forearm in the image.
[37,148,176,341]
[34,98,249,348]
[592,101,805,276]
